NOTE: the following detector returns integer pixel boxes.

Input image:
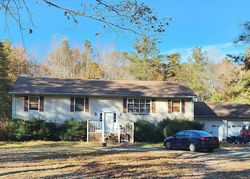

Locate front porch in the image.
[87,120,134,144]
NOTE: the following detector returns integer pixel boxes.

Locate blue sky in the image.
[0,0,249,63]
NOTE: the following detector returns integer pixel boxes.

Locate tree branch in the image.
[42,0,143,36]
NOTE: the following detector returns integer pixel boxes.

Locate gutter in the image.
[9,92,197,99]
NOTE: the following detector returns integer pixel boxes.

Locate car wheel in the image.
[165,142,172,150]
[207,148,214,153]
[189,143,196,152]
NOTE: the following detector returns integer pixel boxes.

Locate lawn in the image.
[0,141,249,178]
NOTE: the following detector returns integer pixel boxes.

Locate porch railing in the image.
[87,119,134,143]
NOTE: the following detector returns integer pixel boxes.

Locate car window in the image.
[185,131,197,138]
[175,131,186,137]
[194,131,212,137]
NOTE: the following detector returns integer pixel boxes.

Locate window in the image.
[127,98,150,115]
[172,100,181,113]
[29,97,39,110]
[175,131,186,137]
[75,98,84,111]
[114,113,117,123]
[212,125,216,127]
[99,112,103,122]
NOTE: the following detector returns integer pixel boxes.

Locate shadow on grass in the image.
[0,164,77,177]
[203,169,250,179]
[0,141,101,150]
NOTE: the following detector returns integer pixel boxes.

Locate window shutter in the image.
[123,98,127,113]
[181,99,185,114]
[168,99,172,114]
[40,96,44,112]
[152,99,156,113]
[70,97,74,112]
[24,96,28,112]
[85,98,89,112]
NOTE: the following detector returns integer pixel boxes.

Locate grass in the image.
[219,142,249,149]
[0,141,100,150]
[0,141,249,178]
[131,142,163,148]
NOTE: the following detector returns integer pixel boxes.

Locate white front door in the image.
[104,112,114,132]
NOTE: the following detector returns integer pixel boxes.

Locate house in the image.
[9,76,197,143]
[195,102,250,141]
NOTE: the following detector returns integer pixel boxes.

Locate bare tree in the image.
[0,0,170,44]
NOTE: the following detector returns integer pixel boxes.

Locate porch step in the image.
[106,134,119,145]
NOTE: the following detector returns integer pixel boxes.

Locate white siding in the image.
[13,96,194,122]
[196,118,250,141]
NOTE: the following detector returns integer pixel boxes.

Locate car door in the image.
[182,131,191,148]
[173,131,186,149]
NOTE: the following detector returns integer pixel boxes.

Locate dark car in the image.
[163,130,219,152]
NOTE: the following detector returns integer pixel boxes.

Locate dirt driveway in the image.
[0,142,249,178]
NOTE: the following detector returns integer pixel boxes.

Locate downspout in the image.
[192,96,197,121]
[12,94,16,119]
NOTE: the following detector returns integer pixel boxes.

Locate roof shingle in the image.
[9,76,197,98]
[195,102,250,118]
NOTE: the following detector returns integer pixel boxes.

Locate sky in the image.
[0,0,249,63]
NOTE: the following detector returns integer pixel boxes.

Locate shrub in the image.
[134,118,203,143]
[59,119,87,141]
[4,118,87,141]
[5,118,59,141]
[5,119,27,141]
[158,118,203,138]
[134,119,160,143]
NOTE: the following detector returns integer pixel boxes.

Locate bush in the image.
[158,118,203,138]
[134,118,203,143]
[4,118,87,141]
[134,119,160,143]
[59,119,87,141]
[5,118,59,141]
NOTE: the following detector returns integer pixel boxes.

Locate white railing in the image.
[87,119,134,143]
[88,120,102,132]
[119,122,134,143]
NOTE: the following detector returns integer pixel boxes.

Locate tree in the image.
[209,58,236,102]
[82,40,102,79]
[227,47,250,104]
[46,39,102,79]
[234,21,250,44]
[125,37,164,81]
[180,48,210,101]
[99,50,133,80]
[0,41,12,120]
[164,53,181,81]
[227,22,250,104]
[47,40,76,78]
[133,36,159,59]
[0,0,170,43]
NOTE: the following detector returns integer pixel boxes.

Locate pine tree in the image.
[0,41,12,119]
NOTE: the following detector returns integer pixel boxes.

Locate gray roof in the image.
[9,76,196,98]
[195,102,250,118]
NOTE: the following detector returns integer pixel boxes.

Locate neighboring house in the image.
[9,76,197,143]
[195,102,250,141]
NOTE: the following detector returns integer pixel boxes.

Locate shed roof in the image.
[9,76,197,98]
[195,102,250,118]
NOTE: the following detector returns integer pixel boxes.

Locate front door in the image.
[104,112,114,132]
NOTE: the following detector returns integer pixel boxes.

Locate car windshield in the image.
[193,131,212,137]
